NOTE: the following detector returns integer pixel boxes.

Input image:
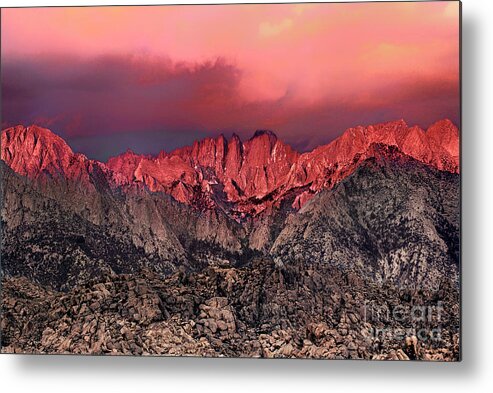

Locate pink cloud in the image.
[1,2,459,159]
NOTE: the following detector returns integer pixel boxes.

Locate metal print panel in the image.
[0,1,461,360]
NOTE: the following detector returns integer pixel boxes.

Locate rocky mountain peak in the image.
[1,125,76,179]
[426,118,460,157]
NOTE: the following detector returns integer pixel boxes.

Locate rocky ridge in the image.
[1,119,459,217]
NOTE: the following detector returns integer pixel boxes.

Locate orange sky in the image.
[1,2,460,160]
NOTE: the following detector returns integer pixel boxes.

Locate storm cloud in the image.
[1,3,459,160]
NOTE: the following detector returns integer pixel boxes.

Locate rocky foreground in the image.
[1,257,459,360]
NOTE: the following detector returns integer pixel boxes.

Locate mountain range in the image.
[0,119,460,359]
[1,119,459,216]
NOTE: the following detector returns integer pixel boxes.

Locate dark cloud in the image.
[1,54,459,161]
